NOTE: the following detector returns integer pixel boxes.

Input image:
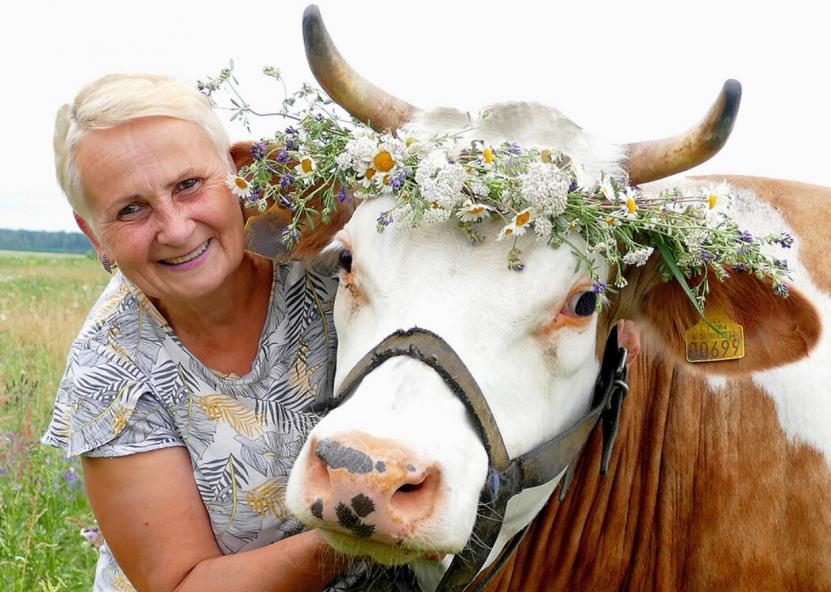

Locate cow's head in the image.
[281,5,822,587]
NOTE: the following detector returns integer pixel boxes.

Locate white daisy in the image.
[457,199,493,222]
[600,178,617,203]
[226,173,253,199]
[497,222,518,241]
[294,156,316,184]
[510,208,533,236]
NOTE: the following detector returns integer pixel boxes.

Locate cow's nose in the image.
[304,432,441,541]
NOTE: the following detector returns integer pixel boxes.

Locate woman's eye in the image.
[117,203,145,220]
[565,290,597,317]
[338,249,353,273]
[177,178,200,192]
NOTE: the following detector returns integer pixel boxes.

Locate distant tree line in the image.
[0,228,92,254]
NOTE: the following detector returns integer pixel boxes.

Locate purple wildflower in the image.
[280,172,295,189]
[285,126,298,136]
[737,230,753,243]
[734,264,747,273]
[286,137,299,151]
[336,187,351,203]
[568,181,578,193]
[376,211,394,227]
[699,249,714,263]
[592,281,608,294]
[777,233,794,248]
[276,148,290,163]
[251,142,267,161]
[390,170,407,191]
[774,259,789,270]
[507,142,522,155]
[281,227,300,242]
[773,282,790,298]
[63,467,80,490]
[80,527,103,549]
[278,194,296,211]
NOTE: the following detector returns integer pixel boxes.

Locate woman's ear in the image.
[74,213,103,256]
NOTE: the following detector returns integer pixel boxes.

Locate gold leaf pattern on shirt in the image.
[113,570,137,592]
[245,477,288,517]
[196,394,264,437]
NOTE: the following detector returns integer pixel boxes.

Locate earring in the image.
[101,254,115,274]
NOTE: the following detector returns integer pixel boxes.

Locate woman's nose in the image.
[155,204,196,245]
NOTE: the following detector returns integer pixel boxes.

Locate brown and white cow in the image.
[274,7,831,591]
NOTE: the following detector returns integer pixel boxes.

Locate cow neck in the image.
[328,326,629,592]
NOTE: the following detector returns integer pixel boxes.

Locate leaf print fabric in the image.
[40,261,416,591]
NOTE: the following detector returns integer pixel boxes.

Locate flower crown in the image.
[208,69,792,315]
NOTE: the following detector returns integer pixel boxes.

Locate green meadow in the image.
[0,250,108,591]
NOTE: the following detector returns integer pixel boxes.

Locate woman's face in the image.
[75,116,245,305]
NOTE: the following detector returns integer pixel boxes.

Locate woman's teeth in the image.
[164,239,210,265]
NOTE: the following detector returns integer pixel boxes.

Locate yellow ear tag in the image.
[685,311,746,363]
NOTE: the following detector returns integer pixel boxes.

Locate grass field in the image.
[0,251,109,591]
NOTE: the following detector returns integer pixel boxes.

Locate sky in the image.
[2,0,829,232]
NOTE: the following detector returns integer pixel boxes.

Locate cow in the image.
[254,7,831,591]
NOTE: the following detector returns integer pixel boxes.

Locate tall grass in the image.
[0,251,109,590]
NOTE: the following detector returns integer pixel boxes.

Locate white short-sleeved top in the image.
[40,261,399,591]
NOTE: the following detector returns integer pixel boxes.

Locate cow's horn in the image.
[624,79,742,184]
[303,5,418,133]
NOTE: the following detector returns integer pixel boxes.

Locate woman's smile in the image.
[159,238,212,269]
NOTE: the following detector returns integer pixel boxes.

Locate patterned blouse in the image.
[41,261,415,591]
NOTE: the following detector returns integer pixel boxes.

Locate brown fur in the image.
[483,177,831,590]
[485,347,831,591]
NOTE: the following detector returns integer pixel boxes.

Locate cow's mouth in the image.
[319,528,452,566]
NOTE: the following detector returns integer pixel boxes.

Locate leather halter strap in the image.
[325,326,629,592]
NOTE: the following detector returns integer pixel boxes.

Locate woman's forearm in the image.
[174,530,352,592]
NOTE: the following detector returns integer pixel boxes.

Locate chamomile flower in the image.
[481,146,495,167]
[496,222,518,241]
[294,156,316,184]
[511,208,533,236]
[458,199,493,222]
[226,173,253,199]
[621,187,639,219]
[600,177,617,202]
[705,182,731,210]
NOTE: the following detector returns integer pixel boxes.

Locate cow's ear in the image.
[230,141,255,171]
[230,140,355,262]
[617,264,821,375]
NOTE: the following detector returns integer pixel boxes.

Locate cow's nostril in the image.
[307,439,331,493]
[390,470,439,518]
[397,482,423,494]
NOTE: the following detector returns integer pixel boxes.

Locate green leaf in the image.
[655,238,727,338]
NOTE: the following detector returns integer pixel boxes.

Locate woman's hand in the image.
[83,447,350,592]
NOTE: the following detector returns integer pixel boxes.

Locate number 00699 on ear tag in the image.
[685,315,746,363]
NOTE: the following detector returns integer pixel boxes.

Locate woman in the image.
[42,73,360,592]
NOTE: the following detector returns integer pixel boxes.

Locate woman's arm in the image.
[82,447,350,592]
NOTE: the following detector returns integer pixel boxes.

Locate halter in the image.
[322,326,629,592]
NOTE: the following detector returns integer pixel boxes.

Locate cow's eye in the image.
[338,249,353,273]
[566,290,597,317]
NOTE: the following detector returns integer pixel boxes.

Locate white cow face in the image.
[286,193,610,567]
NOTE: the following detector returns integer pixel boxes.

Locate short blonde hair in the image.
[54,73,232,217]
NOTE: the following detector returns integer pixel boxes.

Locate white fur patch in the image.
[403,102,625,186]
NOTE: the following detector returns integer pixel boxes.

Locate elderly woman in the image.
[41,74,361,592]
